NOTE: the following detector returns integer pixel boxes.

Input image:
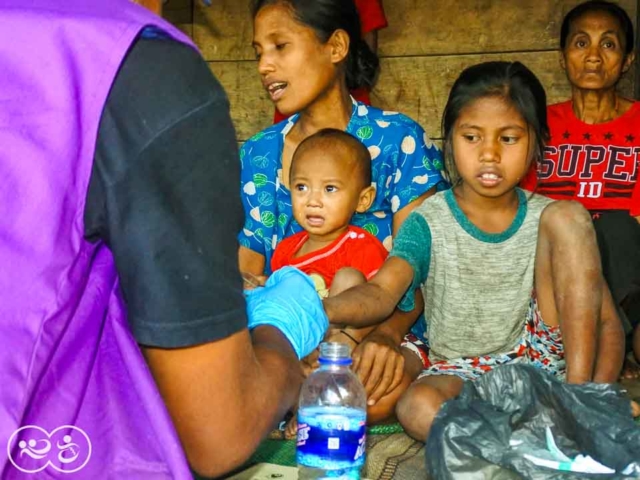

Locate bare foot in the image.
[284,412,298,440]
[620,355,640,380]
[631,400,640,418]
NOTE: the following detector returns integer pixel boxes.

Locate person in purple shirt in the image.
[0,1,326,478]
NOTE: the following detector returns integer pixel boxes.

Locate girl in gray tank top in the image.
[323,61,630,443]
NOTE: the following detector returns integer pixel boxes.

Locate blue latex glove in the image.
[246,266,328,359]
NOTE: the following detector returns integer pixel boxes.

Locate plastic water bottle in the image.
[296,342,367,479]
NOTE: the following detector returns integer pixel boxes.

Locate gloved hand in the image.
[246,266,328,359]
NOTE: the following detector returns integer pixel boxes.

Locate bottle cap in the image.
[318,342,352,365]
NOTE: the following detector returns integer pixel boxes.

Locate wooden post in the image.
[133,0,163,16]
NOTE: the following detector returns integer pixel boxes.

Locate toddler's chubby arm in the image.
[324,256,415,329]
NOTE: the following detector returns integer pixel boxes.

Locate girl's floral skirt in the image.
[402,293,565,382]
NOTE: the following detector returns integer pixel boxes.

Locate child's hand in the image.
[352,332,405,405]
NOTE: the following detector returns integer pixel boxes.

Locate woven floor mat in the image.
[249,423,429,479]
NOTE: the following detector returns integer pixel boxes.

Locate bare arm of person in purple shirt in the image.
[87,37,326,477]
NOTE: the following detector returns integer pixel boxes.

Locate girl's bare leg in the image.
[396,375,464,441]
[595,286,627,382]
[534,201,624,383]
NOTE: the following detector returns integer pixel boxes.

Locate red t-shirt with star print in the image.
[521,101,640,216]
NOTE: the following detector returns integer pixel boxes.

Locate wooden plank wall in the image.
[164,0,193,37]
[165,0,638,142]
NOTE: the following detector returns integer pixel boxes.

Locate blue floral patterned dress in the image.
[239,98,445,273]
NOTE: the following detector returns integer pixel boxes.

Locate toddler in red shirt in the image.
[272,128,387,304]
[270,128,388,436]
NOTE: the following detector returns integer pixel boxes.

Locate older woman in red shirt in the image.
[522,0,639,377]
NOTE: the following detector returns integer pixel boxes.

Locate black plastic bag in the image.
[426,364,640,479]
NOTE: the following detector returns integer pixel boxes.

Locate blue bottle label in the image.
[296,407,366,470]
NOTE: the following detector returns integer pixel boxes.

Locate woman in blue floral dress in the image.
[239,0,445,421]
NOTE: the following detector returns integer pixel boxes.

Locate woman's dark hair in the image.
[560,0,635,55]
[252,0,380,90]
[441,61,548,185]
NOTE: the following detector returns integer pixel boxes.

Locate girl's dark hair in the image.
[252,0,380,90]
[441,61,548,185]
[560,0,634,55]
